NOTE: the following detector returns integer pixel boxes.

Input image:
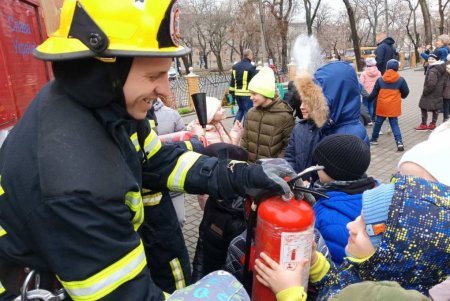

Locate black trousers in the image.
[140,192,191,293]
[443,99,450,121]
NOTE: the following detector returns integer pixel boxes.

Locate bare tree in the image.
[179,8,197,72]
[182,0,233,71]
[258,0,269,63]
[303,0,322,36]
[207,2,233,71]
[262,0,295,70]
[404,0,421,62]
[438,0,450,34]
[384,0,389,35]
[388,0,412,48]
[418,0,432,45]
[355,0,384,45]
[342,0,362,70]
[227,1,260,61]
[196,25,211,69]
[313,2,331,34]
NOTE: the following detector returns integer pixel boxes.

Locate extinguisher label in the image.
[280,228,313,287]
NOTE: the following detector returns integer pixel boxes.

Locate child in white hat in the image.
[187,96,242,146]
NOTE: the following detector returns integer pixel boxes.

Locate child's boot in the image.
[415,123,428,131]
[428,123,436,131]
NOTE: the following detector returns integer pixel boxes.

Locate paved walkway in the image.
[181,67,442,260]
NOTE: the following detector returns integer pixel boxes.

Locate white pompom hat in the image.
[206,96,222,123]
[398,121,450,186]
[365,57,377,67]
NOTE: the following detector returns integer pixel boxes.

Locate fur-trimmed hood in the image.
[294,61,369,144]
[294,72,329,128]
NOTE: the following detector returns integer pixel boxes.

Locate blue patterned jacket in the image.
[311,174,450,300]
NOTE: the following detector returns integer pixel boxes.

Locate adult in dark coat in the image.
[417,52,446,130]
[375,32,397,75]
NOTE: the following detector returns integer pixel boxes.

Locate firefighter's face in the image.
[123,57,172,120]
[345,215,375,259]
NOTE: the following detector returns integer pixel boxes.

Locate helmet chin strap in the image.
[104,57,133,108]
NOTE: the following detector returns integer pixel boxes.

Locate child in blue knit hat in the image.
[254,121,450,301]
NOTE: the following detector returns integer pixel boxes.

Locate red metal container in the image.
[159,131,193,144]
[0,0,50,130]
[252,196,315,301]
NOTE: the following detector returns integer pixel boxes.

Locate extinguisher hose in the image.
[292,185,330,199]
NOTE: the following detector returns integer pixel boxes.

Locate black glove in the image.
[226,158,296,202]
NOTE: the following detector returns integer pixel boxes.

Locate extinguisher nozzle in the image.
[288,165,325,186]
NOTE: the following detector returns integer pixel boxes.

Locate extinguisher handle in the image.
[287,165,325,186]
[292,185,329,199]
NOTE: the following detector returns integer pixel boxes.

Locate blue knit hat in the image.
[386,59,399,71]
[362,184,395,249]
[428,49,442,61]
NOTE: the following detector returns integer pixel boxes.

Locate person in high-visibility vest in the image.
[229,49,258,123]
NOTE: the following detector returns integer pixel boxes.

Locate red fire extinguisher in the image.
[158,131,208,147]
[252,195,315,301]
[158,131,193,144]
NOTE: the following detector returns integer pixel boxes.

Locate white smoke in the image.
[292,35,324,74]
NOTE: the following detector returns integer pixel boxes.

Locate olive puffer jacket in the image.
[241,99,294,162]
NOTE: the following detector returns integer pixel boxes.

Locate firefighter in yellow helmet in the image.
[0,1,300,300]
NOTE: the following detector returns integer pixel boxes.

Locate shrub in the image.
[178,107,193,115]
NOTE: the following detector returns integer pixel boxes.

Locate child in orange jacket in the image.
[367,59,409,152]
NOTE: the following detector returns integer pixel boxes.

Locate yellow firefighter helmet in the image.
[34,0,189,60]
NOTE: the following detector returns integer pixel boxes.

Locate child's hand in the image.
[311,241,318,265]
[234,120,243,129]
[197,194,208,210]
[254,252,309,295]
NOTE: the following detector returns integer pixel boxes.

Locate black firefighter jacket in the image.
[0,60,256,300]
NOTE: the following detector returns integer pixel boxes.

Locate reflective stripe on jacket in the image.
[229,58,257,96]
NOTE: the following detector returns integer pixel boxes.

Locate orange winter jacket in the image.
[367,69,409,117]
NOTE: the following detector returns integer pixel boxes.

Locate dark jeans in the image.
[444,99,450,121]
[421,108,439,124]
[234,96,253,122]
[372,116,402,143]
[363,97,374,120]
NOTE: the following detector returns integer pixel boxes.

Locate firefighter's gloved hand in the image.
[292,178,316,206]
[242,159,296,201]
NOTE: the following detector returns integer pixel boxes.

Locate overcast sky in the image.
[292,0,345,22]
[324,0,345,10]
